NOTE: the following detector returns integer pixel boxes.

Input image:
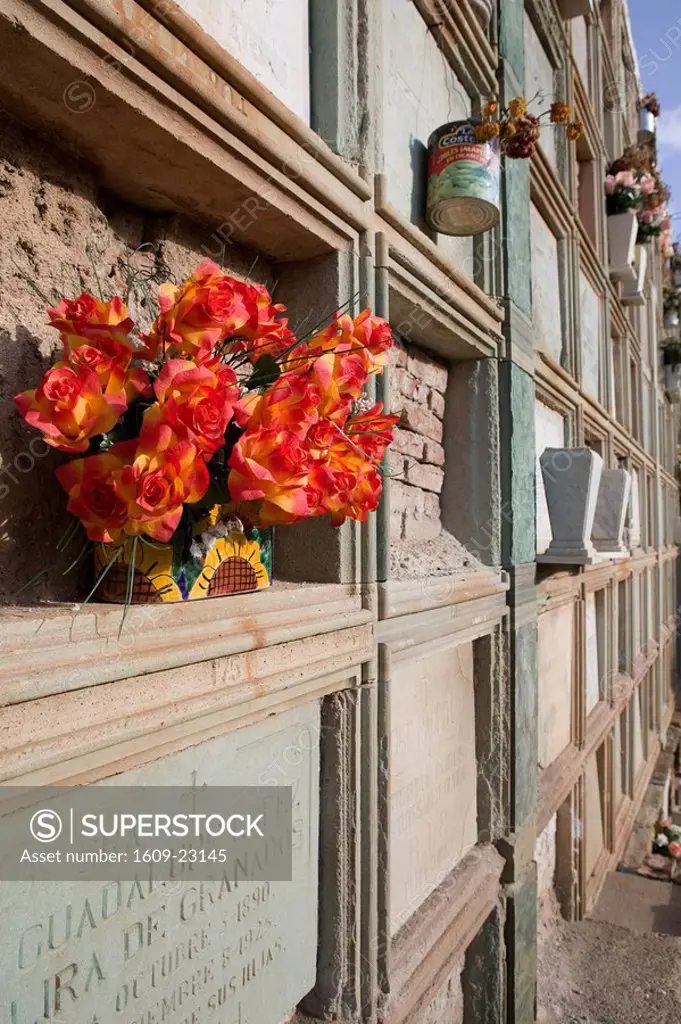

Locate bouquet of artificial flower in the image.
[653,819,681,858]
[14,260,399,599]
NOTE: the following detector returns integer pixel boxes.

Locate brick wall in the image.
[389,343,447,542]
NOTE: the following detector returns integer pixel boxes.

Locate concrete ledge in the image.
[378,569,508,620]
[0,582,371,705]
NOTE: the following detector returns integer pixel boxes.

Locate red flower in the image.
[142,261,250,361]
[55,442,135,543]
[116,424,210,541]
[344,403,399,462]
[227,428,311,524]
[141,357,239,457]
[235,370,321,438]
[14,362,127,453]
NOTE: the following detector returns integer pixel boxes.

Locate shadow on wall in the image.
[409,135,434,238]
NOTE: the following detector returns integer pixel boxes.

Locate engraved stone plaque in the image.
[538,604,574,769]
[389,641,477,933]
[0,703,320,1024]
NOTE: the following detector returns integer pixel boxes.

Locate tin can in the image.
[426,120,501,236]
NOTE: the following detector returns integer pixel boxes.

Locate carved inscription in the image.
[0,704,320,1024]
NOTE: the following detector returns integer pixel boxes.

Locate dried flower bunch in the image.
[14,260,399,557]
[474,95,583,158]
[640,92,661,118]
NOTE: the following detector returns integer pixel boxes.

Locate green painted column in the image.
[497,3,539,1021]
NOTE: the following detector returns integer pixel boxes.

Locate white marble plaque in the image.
[0,704,320,1024]
[531,207,563,363]
[390,642,477,933]
[580,272,601,401]
[538,605,574,769]
[535,401,566,554]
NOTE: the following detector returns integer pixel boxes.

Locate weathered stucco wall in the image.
[181,0,310,123]
[0,113,268,603]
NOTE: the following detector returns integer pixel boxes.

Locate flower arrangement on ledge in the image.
[653,819,681,859]
[605,146,671,245]
[14,260,398,604]
[473,95,583,158]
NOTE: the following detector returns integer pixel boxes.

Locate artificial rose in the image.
[229,281,296,363]
[294,310,394,378]
[227,428,311,524]
[235,371,321,438]
[48,292,151,401]
[55,441,135,543]
[14,362,127,453]
[344,403,399,463]
[142,260,250,362]
[305,434,383,525]
[668,841,681,859]
[116,425,210,541]
[141,357,239,457]
[48,293,133,338]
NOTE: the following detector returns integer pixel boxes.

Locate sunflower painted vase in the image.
[94,507,272,603]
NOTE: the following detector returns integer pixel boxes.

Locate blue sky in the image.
[628,0,681,238]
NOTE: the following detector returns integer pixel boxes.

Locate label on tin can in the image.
[427,122,500,213]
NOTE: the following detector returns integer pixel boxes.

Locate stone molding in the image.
[0,583,371,706]
[378,569,508,619]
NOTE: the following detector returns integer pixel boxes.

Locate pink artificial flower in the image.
[640,175,656,196]
[640,210,654,224]
[615,170,636,188]
[604,175,616,195]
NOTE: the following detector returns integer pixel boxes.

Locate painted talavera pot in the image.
[426,120,501,236]
[95,507,273,603]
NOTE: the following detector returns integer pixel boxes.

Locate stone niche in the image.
[389,640,477,933]
[538,604,574,769]
[0,703,320,1024]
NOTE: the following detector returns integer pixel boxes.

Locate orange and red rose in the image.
[14,362,128,453]
[141,357,239,457]
[142,260,250,362]
[235,370,321,438]
[344,403,399,462]
[116,424,210,541]
[48,292,151,401]
[227,427,311,524]
[55,441,134,543]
